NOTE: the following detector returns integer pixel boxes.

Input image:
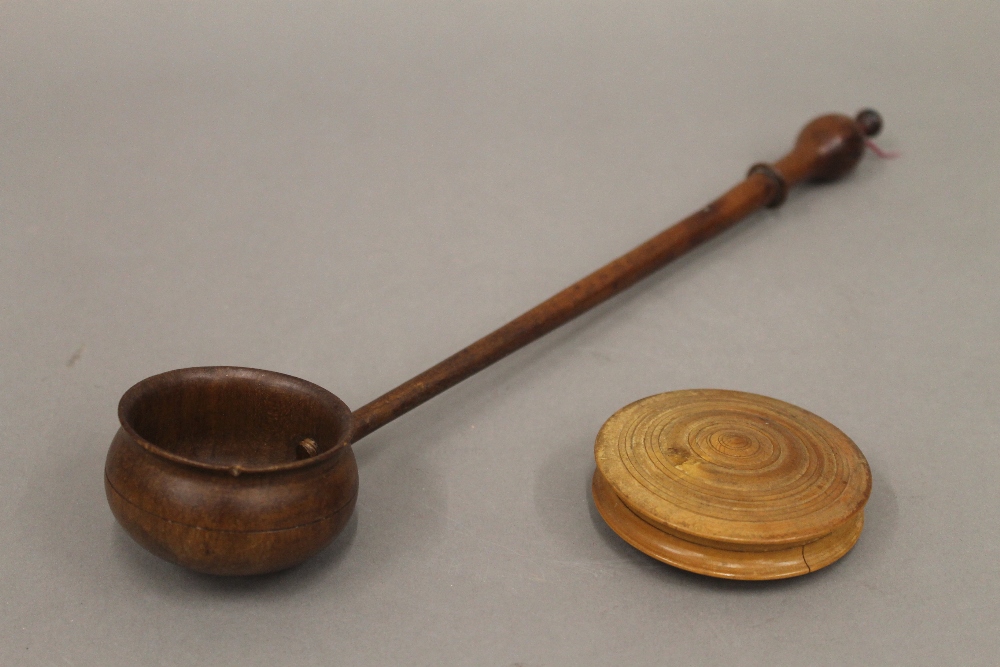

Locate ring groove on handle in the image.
[747,163,788,208]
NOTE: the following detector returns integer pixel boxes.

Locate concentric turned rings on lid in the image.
[593,389,871,579]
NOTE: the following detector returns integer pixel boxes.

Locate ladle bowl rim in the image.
[117,366,354,475]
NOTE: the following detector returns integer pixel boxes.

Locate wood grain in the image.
[350,112,883,442]
[105,367,358,575]
[593,390,871,579]
[107,111,882,575]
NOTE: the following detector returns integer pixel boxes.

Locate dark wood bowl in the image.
[104,367,358,575]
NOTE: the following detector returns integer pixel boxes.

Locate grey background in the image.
[2,2,998,665]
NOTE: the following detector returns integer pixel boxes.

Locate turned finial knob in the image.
[767,108,885,188]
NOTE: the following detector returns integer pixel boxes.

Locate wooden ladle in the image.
[105,110,884,575]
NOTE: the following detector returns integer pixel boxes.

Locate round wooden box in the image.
[593,390,871,580]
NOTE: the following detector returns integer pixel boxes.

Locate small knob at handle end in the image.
[855,108,883,137]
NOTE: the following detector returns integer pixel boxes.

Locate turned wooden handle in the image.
[349,109,883,443]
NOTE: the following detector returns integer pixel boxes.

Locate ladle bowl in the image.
[105,367,357,575]
[106,110,884,576]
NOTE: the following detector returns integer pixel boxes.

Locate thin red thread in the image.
[864,138,900,159]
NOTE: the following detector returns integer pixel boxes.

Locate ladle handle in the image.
[350,109,883,443]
